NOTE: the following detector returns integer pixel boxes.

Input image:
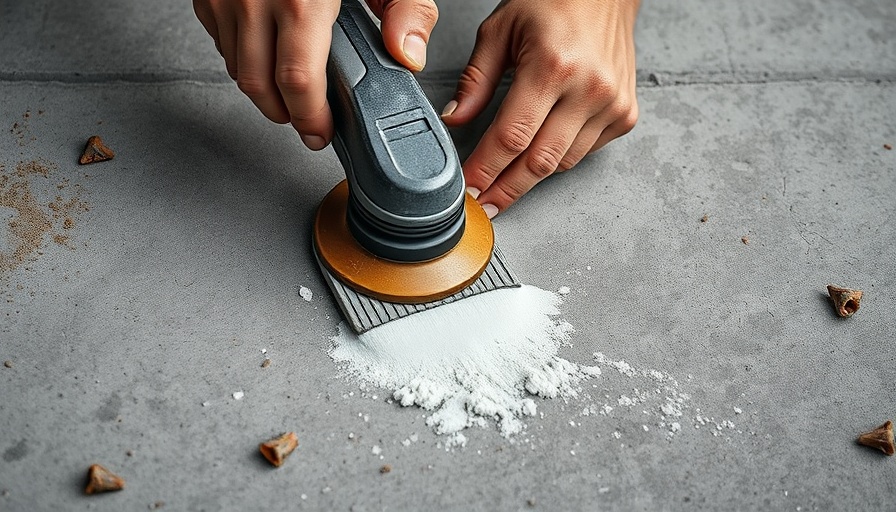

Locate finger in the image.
[559,98,638,170]
[475,106,585,216]
[461,67,558,196]
[440,17,509,126]
[274,5,339,150]
[193,0,220,44]
[373,0,439,72]
[588,101,639,153]
[557,117,606,172]
[215,9,239,79]
[236,5,290,123]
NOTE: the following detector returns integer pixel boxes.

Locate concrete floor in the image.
[1,0,895,510]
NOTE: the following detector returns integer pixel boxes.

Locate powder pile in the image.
[329,285,748,447]
[329,285,599,442]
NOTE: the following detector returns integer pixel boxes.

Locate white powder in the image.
[232,391,244,400]
[329,285,747,447]
[299,286,313,302]
[329,285,592,439]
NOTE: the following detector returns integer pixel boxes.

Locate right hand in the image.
[192,0,440,150]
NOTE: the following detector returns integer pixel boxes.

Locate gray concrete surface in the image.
[1,0,895,511]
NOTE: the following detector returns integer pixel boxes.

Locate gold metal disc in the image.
[313,180,494,303]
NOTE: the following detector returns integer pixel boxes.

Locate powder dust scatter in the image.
[0,159,89,277]
[330,286,590,447]
[330,285,746,449]
[10,109,38,147]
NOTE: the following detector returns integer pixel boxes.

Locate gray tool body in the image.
[328,0,465,262]
[318,0,520,334]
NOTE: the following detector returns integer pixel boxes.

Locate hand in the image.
[441,0,640,217]
[193,0,440,150]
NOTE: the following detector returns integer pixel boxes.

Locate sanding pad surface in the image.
[313,180,494,303]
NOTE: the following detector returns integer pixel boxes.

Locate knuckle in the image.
[558,151,583,172]
[476,17,499,41]
[492,182,524,208]
[275,67,314,94]
[236,75,268,97]
[582,71,617,102]
[408,0,439,24]
[619,107,639,134]
[494,121,535,155]
[281,0,312,18]
[544,53,579,81]
[457,63,492,91]
[526,143,565,178]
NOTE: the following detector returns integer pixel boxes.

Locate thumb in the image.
[368,0,439,72]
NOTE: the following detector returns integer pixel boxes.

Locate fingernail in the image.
[481,203,499,219]
[402,34,427,70]
[301,134,327,151]
[466,187,480,199]
[442,100,458,118]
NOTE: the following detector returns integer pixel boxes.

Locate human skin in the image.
[192,0,639,217]
[442,0,640,217]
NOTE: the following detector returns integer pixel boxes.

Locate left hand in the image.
[440,0,640,217]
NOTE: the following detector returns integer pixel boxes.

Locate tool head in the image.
[314,180,494,303]
[312,0,519,329]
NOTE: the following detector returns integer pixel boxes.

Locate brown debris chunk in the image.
[3,360,11,368]
[259,432,298,467]
[79,136,115,165]
[700,214,708,223]
[261,358,271,368]
[826,284,863,318]
[884,144,893,150]
[741,236,749,245]
[84,464,125,494]
[857,420,894,456]
[379,464,392,474]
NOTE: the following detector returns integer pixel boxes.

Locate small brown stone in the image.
[700,214,708,223]
[884,144,893,150]
[79,136,115,165]
[857,420,894,456]
[826,284,863,318]
[379,464,392,474]
[741,236,749,245]
[261,358,271,368]
[259,432,298,467]
[84,464,125,494]
[3,360,11,368]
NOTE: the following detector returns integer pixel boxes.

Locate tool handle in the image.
[327,0,465,239]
